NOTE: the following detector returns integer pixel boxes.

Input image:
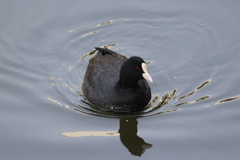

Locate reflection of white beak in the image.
[142,63,153,83]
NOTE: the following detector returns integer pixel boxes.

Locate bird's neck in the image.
[118,77,139,89]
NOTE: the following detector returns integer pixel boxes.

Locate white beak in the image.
[142,63,153,83]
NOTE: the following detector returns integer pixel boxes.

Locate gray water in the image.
[1,0,240,159]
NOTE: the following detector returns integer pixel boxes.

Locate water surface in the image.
[1,0,240,159]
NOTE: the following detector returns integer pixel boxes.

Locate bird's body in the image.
[83,47,152,113]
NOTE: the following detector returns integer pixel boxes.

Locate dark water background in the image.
[1,0,240,159]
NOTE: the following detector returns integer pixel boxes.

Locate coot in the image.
[83,47,153,113]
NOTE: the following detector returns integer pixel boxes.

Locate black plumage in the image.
[83,47,152,113]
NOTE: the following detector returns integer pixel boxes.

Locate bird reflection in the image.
[118,118,152,156]
[60,117,152,156]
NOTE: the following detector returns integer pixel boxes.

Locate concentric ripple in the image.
[47,15,240,119]
[47,43,239,119]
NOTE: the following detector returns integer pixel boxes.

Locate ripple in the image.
[47,37,217,119]
[96,20,114,27]
[206,95,240,107]
[61,131,119,138]
[82,31,98,38]
[176,79,212,101]
[48,61,216,119]
[47,11,240,120]
[49,74,240,119]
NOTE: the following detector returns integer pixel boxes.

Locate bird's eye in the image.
[136,66,140,69]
